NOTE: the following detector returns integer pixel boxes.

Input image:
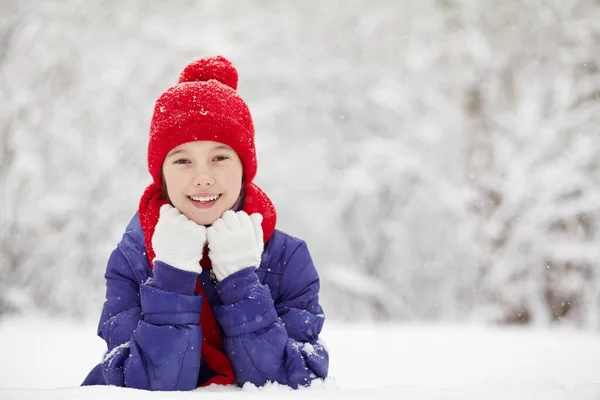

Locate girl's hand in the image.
[152,204,206,273]
[207,210,264,282]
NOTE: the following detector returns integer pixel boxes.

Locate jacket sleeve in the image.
[85,242,204,391]
[213,241,329,388]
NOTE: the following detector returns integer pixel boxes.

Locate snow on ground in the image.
[0,316,599,399]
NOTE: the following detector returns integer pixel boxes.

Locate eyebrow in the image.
[166,145,234,158]
[166,149,186,158]
[213,145,233,152]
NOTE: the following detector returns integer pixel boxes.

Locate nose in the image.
[192,166,215,187]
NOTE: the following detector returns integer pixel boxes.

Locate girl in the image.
[82,56,329,391]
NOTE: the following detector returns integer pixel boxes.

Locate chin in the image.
[196,210,223,225]
[191,215,216,226]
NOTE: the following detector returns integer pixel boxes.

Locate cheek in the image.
[230,168,243,188]
[215,170,241,200]
[163,169,185,195]
[220,171,240,190]
[218,162,243,182]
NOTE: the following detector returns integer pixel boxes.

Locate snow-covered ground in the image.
[0,316,599,399]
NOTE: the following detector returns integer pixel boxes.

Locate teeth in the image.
[190,194,220,203]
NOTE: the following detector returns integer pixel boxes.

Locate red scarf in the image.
[138,182,276,387]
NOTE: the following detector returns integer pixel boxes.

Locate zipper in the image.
[209,269,219,284]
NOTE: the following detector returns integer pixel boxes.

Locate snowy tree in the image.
[462,0,600,327]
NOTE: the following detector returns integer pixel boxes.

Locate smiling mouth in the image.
[188,194,221,203]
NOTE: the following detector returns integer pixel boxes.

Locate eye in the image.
[173,158,190,165]
[213,155,229,162]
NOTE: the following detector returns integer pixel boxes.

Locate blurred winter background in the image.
[3,0,600,396]
[2,0,600,327]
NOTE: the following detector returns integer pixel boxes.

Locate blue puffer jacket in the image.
[82,213,328,390]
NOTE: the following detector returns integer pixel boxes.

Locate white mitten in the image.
[207,210,264,282]
[152,204,206,273]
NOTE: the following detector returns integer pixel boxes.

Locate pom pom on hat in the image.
[148,56,257,188]
[178,55,238,90]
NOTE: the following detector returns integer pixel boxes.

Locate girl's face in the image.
[162,141,243,225]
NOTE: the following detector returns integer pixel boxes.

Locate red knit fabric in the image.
[178,57,238,89]
[147,56,257,189]
[138,181,277,387]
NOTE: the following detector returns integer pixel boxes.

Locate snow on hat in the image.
[147,55,257,188]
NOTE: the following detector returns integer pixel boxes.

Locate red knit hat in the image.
[147,56,257,187]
